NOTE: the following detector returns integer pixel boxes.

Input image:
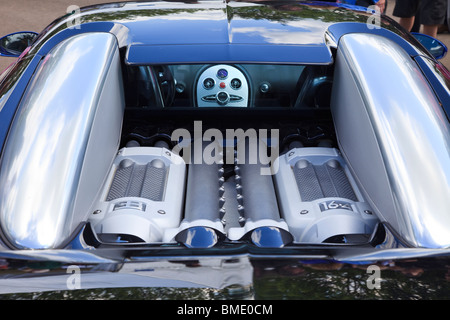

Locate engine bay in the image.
[82,62,382,248]
[86,107,381,248]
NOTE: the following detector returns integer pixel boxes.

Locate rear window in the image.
[123,63,333,109]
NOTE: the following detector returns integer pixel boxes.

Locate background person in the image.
[393,0,448,38]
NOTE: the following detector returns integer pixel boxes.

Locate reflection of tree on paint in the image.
[252,259,450,299]
[337,0,387,13]
[1,33,36,55]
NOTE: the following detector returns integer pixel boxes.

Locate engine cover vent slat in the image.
[106,161,167,201]
[274,147,379,244]
[293,159,357,202]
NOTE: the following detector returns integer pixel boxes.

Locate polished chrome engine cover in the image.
[0,33,124,249]
[332,33,450,248]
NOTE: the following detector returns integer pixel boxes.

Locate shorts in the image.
[393,0,447,25]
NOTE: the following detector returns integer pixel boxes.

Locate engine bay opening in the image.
[75,62,382,249]
[86,106,381,249]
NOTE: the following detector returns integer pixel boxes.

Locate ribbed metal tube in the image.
[176,140,225,248]
[235,138,292,247]
[236,138,280,221]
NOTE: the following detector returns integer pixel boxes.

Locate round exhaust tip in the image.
[176,226,224,248]
[249,226,293,248]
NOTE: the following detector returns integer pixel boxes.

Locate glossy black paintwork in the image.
[0,248,449,299]
[26,1,418,63]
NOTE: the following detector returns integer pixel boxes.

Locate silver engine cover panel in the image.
[274,148,378,243]
[89,147,186,244]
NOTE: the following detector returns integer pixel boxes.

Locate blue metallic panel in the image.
[414,56,450,119]
[0,55,42,153]
[126,43,333,65]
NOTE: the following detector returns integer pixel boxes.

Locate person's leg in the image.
[393,0,420,31]
[419,0,447,37]
[399,17,416,31]
[422,25,439,38]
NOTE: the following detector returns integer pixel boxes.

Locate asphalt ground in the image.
[1,0,449,73]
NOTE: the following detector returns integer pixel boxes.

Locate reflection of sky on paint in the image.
[123,13,327,45]
[344,34,450,247]
[0,34,115,249]
[121,10,229,45]
[103,6,328,46]
[111,8,227,24]
[230,18,327,45]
